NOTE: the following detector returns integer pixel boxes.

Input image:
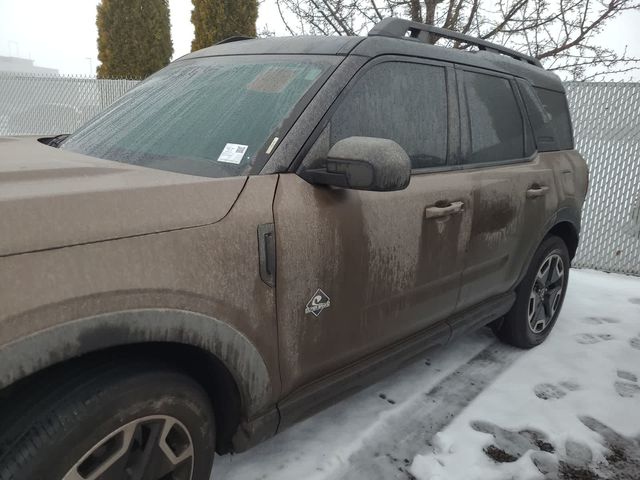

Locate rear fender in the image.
[515,207,581,286]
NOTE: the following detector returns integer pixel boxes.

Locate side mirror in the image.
[299,136,411,191]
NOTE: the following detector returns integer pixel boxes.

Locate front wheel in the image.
[0,362,216,480]
[494,235,570,349]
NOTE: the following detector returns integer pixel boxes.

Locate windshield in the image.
[61,56,336,178]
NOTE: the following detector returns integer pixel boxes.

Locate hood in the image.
[0,137,247,256]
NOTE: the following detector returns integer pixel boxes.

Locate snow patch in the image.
[410,269,640,479]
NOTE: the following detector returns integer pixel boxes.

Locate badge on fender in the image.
[305,289,331,317]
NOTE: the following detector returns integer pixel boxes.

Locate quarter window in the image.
[464,72,526,164]
[534,87,574,151]
[330,62,448,170]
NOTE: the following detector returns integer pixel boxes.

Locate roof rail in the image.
[368,18,542,68]
[216,36,254,45]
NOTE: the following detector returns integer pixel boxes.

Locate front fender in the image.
[0,308,272,417]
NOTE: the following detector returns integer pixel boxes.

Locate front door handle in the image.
[526,185,550,198]
[425,201,464,219]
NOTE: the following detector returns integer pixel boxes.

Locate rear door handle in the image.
[526,186,549,198]
[425,201,464,219]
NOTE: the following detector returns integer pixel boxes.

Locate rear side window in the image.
[330,62,448,170]
[533,87,574,151]
[464,72,527,164]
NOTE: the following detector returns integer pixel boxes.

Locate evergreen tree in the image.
[191,0,258,52]
[97,0,173,79]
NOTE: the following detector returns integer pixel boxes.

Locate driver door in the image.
[273,58,472,397]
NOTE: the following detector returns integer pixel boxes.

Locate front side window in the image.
[464,71,526,164]
[61,56,336,178]
[329,62,448,170]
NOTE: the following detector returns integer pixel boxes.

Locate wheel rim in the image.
[62,415,194,480]
[527,253,565,334]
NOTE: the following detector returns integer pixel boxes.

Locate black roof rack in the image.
[368,18,542,68]
[216,36,254,45]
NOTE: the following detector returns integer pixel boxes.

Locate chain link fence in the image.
[566,82,640,275]
[0,73,638,275]
[0,73,138,136]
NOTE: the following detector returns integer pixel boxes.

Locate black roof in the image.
[181,23,562,91]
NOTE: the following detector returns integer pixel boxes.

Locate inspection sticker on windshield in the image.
[217,143,248,164]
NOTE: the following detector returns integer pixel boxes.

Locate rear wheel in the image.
[0,362,216,480]
[494,235,570,348]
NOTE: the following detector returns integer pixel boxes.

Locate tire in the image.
[0,361,216,480]
[494,235,570,349]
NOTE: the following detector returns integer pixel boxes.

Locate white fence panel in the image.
[0,73,138,136]
[566,82,640,275]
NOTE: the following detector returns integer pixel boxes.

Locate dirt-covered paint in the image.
[0,174,279,423]
[0,137,247,256]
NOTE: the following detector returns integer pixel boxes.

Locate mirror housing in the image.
[299,136,411,191]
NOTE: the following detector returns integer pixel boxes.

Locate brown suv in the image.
[0,19,588,480]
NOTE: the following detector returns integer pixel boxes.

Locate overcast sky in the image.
[0,0,638,77]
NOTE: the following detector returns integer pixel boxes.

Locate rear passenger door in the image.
[454,67,559,312]
[274,58,472,396]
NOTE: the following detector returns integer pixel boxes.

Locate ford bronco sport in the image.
[0,18,588,480]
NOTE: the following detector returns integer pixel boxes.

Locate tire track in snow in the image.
[329,341,524,480]
[213,331,521,480]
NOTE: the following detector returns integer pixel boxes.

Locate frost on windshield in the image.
[61,58,329,178]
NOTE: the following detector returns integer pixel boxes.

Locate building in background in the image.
[0,55,58,75]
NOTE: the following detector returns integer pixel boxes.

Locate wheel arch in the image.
[0,309,277,453]
[516,208,581,286]
[547,220,579,260]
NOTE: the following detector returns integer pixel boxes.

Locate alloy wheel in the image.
[527,253,565,334]
[62,415,194,480]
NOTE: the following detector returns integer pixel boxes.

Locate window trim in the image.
[455,65,537,170]
[292,55,459,175]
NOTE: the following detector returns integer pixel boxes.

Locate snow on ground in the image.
[213,269,640,480]
[411,269,640,480]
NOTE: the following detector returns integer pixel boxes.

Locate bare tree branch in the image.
[275,0,299,35]
[275,0,640,79]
